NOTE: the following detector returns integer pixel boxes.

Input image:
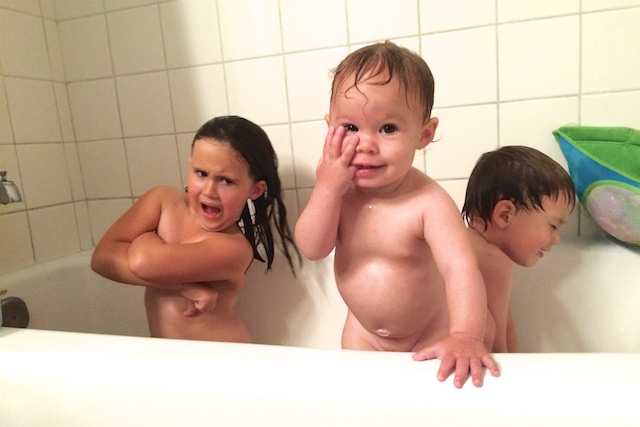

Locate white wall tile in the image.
[44,19,65,81]
[88,198,133,242]
[426,104,498,179]
[16,143,72,208]
[280,0,347,52]
[282,188,298,230]
[497,0,579,22]
[0,212,34,274]
[581,91,640,129]
[498,16,579,101]
[438,178,468,211]
[581,0,640,12]
[64,142,85,201]
[0,0,41,15]
[5,78,61,143]
[41,0,56,19]
[74,201,93,249]
[169,65,228,134]
[263,124,295,190]
[347,0,419,44]
[107,5,166,75]
[116,72,174,137]
[291,120,325,188]
[160,0,222,68]
[218,0,282,61]
[420,0,495,32]
[499,97,579,168]
[225,57,289,125]
[423,27,497,107]
[125,135,182,196]
[0,9,51,79]
[104,0,157,11]
[0,79,13,144]
[78,139,131,199]
[53,0,104,20]
[176,133,192,189]
[285,48,348,122]
[29,203,80,263]
[68,79,122,141]
[58,14,112,81]
[582,8,640,93]
[54,82,74,142]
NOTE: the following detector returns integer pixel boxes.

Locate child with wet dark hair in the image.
[463,145,576,352]
[92,115,299,342]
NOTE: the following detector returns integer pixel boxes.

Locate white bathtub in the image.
[1,236,639,426]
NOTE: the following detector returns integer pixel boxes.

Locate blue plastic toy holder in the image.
[553,126,640,247]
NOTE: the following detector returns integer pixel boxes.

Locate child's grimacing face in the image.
[504,194,574,267]
[187,138,265,233]
[327,72,437,193]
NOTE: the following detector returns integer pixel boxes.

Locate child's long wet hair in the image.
[192,115,300,275]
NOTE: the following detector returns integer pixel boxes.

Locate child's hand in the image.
[180,284,218,316]
[412,333,500,388]
[316,125,358,197]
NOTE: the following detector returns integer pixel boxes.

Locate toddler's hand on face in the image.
[316,126,358,196]
[180,284,218,316]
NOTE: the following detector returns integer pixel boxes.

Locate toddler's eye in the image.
[344,124,358,132]
[195,170,207,178]
[381,124,397,134]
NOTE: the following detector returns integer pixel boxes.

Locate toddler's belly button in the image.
[376,328,389,337]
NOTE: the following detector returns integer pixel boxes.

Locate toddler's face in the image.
[327,72,437,193]
[187,138,265,232]
[504,194,574,267]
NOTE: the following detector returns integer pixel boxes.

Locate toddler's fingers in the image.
[436,354,456,383]
[483,354,501,377]
[323,125,346,159]
[469,358,485,387]
[453,358,471,389]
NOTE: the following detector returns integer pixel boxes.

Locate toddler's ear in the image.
[492,200,516,228]
[419,117,439,149]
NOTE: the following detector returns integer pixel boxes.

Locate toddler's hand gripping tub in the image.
[553,126,640,247]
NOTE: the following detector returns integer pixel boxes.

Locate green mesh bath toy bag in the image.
[553,126,640,246]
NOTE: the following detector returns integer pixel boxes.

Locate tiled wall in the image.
[1,0,640,274]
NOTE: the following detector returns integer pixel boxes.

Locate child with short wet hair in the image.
[295,41,499,388]
[462,145,576,352]
[92,115,299,342]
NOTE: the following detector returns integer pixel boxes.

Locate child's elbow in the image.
[128,252,151,280]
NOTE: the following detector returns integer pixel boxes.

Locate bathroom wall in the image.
[1,0,640,274]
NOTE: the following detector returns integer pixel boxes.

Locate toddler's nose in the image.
[355,133,376,153]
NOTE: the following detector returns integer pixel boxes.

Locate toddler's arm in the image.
[412,187,500,387]
[295,126,358,259]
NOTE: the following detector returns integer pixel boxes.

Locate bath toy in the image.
[553,126,640,246]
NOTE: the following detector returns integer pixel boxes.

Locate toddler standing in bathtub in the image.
[92,115,299,342]
[462,145,576,352]
[295,41,499,388]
